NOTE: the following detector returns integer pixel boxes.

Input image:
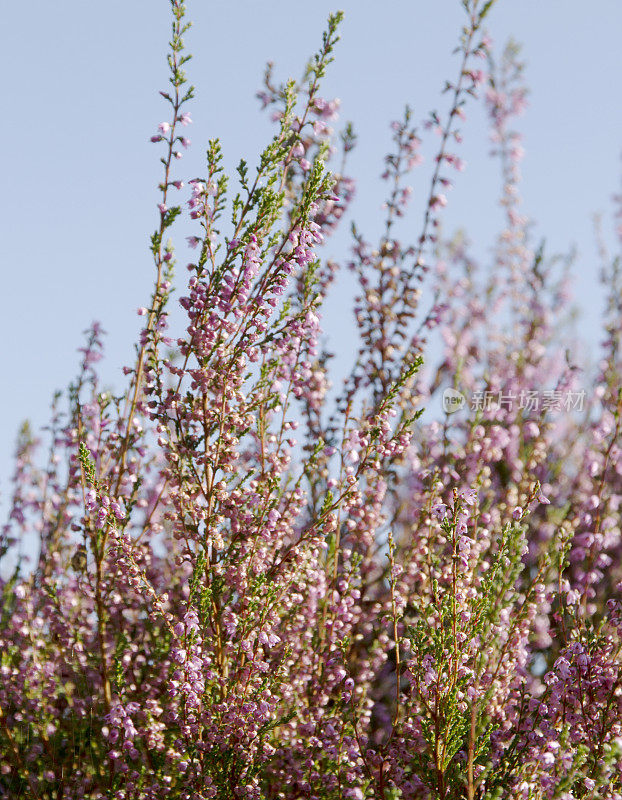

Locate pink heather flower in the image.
[180,137,191,148]
[158,203,168,214]
[85,488,97,510]
[172,180,184,189]
[445,153,466,171]
[512,506,523,520]
[470,69,484,86]
[300,158,311,172]
[461,488,477,506]
[540,751,555,767]
[150,135,162,143]
[178,112,192,125]
[137,307,148,316]
[537,490,550,505]
[430,194,448,210]
[566,589,581,605]
[554,657,571,679]
[457,536,471,555]
[158,122,170,134]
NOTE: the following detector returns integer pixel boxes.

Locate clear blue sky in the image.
[1,0,621,510]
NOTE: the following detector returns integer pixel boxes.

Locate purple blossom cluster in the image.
[2,2,622,799]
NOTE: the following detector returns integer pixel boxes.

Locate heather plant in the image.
[2,1,622,799]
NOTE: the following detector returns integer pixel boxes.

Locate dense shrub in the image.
[2,2,622,798]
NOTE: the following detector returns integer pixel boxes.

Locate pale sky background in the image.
[1,0,621,512]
